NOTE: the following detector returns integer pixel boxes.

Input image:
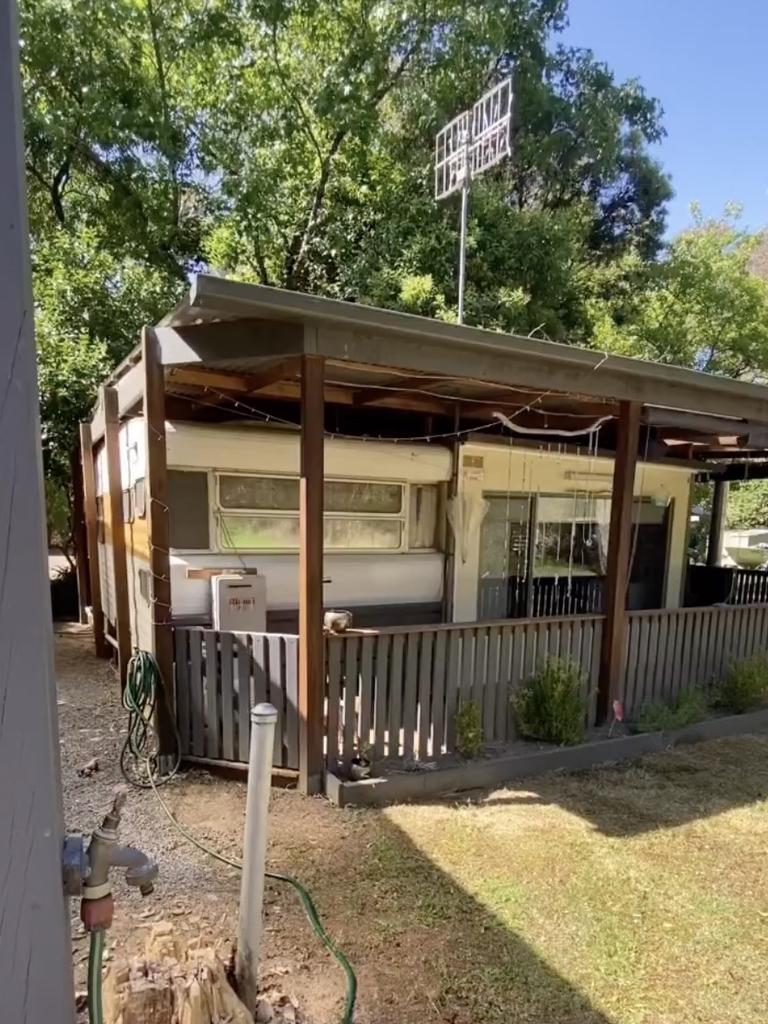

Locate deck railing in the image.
[325,615,603,764]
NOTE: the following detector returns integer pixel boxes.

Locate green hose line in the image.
[120,649,181,787]
[87,930,105,1024]
[123,649,357,1024]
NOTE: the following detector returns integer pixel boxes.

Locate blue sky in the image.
[560,0,768,236]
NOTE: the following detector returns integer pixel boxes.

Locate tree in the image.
[585,207,768,377]
[727,482,768,531]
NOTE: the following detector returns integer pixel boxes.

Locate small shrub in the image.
[454,701,484,758]
[514,658,587,746]
[637,689,707,733]
[716,655,768,713]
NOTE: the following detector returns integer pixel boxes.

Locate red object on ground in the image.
[612,699,625,723]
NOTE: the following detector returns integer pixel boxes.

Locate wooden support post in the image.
[143,326,176,754]
[298,354,325,795]
[597,401,642,723]
[72,443,90,624]
[707,479,730,567]
[103,385,132,684]
[79,423,108,656]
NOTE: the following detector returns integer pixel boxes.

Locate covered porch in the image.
[82,275,768,794]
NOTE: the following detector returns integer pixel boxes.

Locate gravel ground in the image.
[57,626,349,1023]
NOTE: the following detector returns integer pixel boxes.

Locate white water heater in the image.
[211,574,267,632]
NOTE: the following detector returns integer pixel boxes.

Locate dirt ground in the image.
[60,628,768,1024]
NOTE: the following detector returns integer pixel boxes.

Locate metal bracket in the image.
[62,834,89,896]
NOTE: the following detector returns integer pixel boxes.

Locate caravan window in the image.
[216,474,433,553]
[168,470,210,550]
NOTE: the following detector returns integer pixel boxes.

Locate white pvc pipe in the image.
[236,702,277,1010]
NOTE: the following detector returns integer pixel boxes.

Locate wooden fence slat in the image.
[342,636,360,762]
[236,634,251,763]
[326,637,343,764]
[251,634,268,705]
[359,636,375,755]
[189,629,205,757]
[496,627,513,742]
[284,636,299,770]
[485,626,501,742]
[431,631,448,756]
[417,632,434,761]
[444,631,462,750]
[373,635,390,761]
[204,630,220,760]
[471,627,488,716]
[174,629,190,756]
[388,634,405,758]
[267,635,285,765]
[459,629,475,709]
[623,616,639,713]
[589,619,602,726]
[652,612,669,702]
[220,632,235,760]
[402,633,420,761]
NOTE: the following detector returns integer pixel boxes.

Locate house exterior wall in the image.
[452,441,694,621]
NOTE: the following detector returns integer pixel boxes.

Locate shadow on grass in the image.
[274,805,615,1024]
[457,733,768,837]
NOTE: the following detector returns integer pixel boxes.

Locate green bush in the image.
[514,658,587,746]
[454,701,484,758]
[637,689,707,733]
[716,655,768,713]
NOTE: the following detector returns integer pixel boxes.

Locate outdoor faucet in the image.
[80,789,159,932]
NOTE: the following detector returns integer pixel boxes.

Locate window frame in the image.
[215,472,415,555]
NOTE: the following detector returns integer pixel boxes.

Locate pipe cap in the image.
[250,702,278,724]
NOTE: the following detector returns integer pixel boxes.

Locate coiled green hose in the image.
[116,648,357,1024]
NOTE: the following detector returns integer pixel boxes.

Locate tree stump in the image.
[103,922,254,1024]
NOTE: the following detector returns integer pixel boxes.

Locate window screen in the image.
[168,470,210,550]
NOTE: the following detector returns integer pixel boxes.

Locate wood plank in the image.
[189,630,205,757]
[267,635,286,766]
[342,636,359,760]
[431,631,448,756]
[373,635,390,761]
[325,637,343,765]
[251,634,268,705]
[444,631,461,751]
[236,634,252,763]
[417,632,434,761]
[460,628,475,708]
[496,627,513,742]
[598,400,642,720]
[359,636,375,754]
[284,636,300,770]
[174,629,190,755]
[220,631,235,761]
[484,626,501,742]
[102,386,131,684]
[471,627,488,716]
[387,634,405,758]
[523,623,538,680]
[652,611,669,702]
[298,352,325,794]
[142,328,175,752]
[204,630,220,759]
[79,423,107,656]
[588,619,602,726]
[402,633,420,760]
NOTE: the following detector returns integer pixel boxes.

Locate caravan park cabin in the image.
[81,276,768,794]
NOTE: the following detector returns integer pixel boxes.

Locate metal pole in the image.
[457,177,469,324]
[0,0,76,1019]
[236,702,278,1010]
[707,479,730,567]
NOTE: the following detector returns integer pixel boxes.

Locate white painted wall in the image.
[452,441,694,621]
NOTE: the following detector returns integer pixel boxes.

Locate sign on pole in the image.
[434,76,514,322]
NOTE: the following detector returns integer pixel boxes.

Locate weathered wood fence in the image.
[174,603,768,772]
[325,615,603,763]
[620,604,768,716]
[174,628,299,769]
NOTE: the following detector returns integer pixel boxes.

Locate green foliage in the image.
[637,690,707,733]
[726,481,768,530]
[514,658,587,746]
[454,701,484,759]
[716,656,768,714]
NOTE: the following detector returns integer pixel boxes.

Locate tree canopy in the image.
[19,0,768,548]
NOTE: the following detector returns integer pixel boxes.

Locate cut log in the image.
[103,922,254,1024]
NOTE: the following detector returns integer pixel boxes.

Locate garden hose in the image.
[87,930,105,1024]
[119,648,181,787]
[117,649,357,1024]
